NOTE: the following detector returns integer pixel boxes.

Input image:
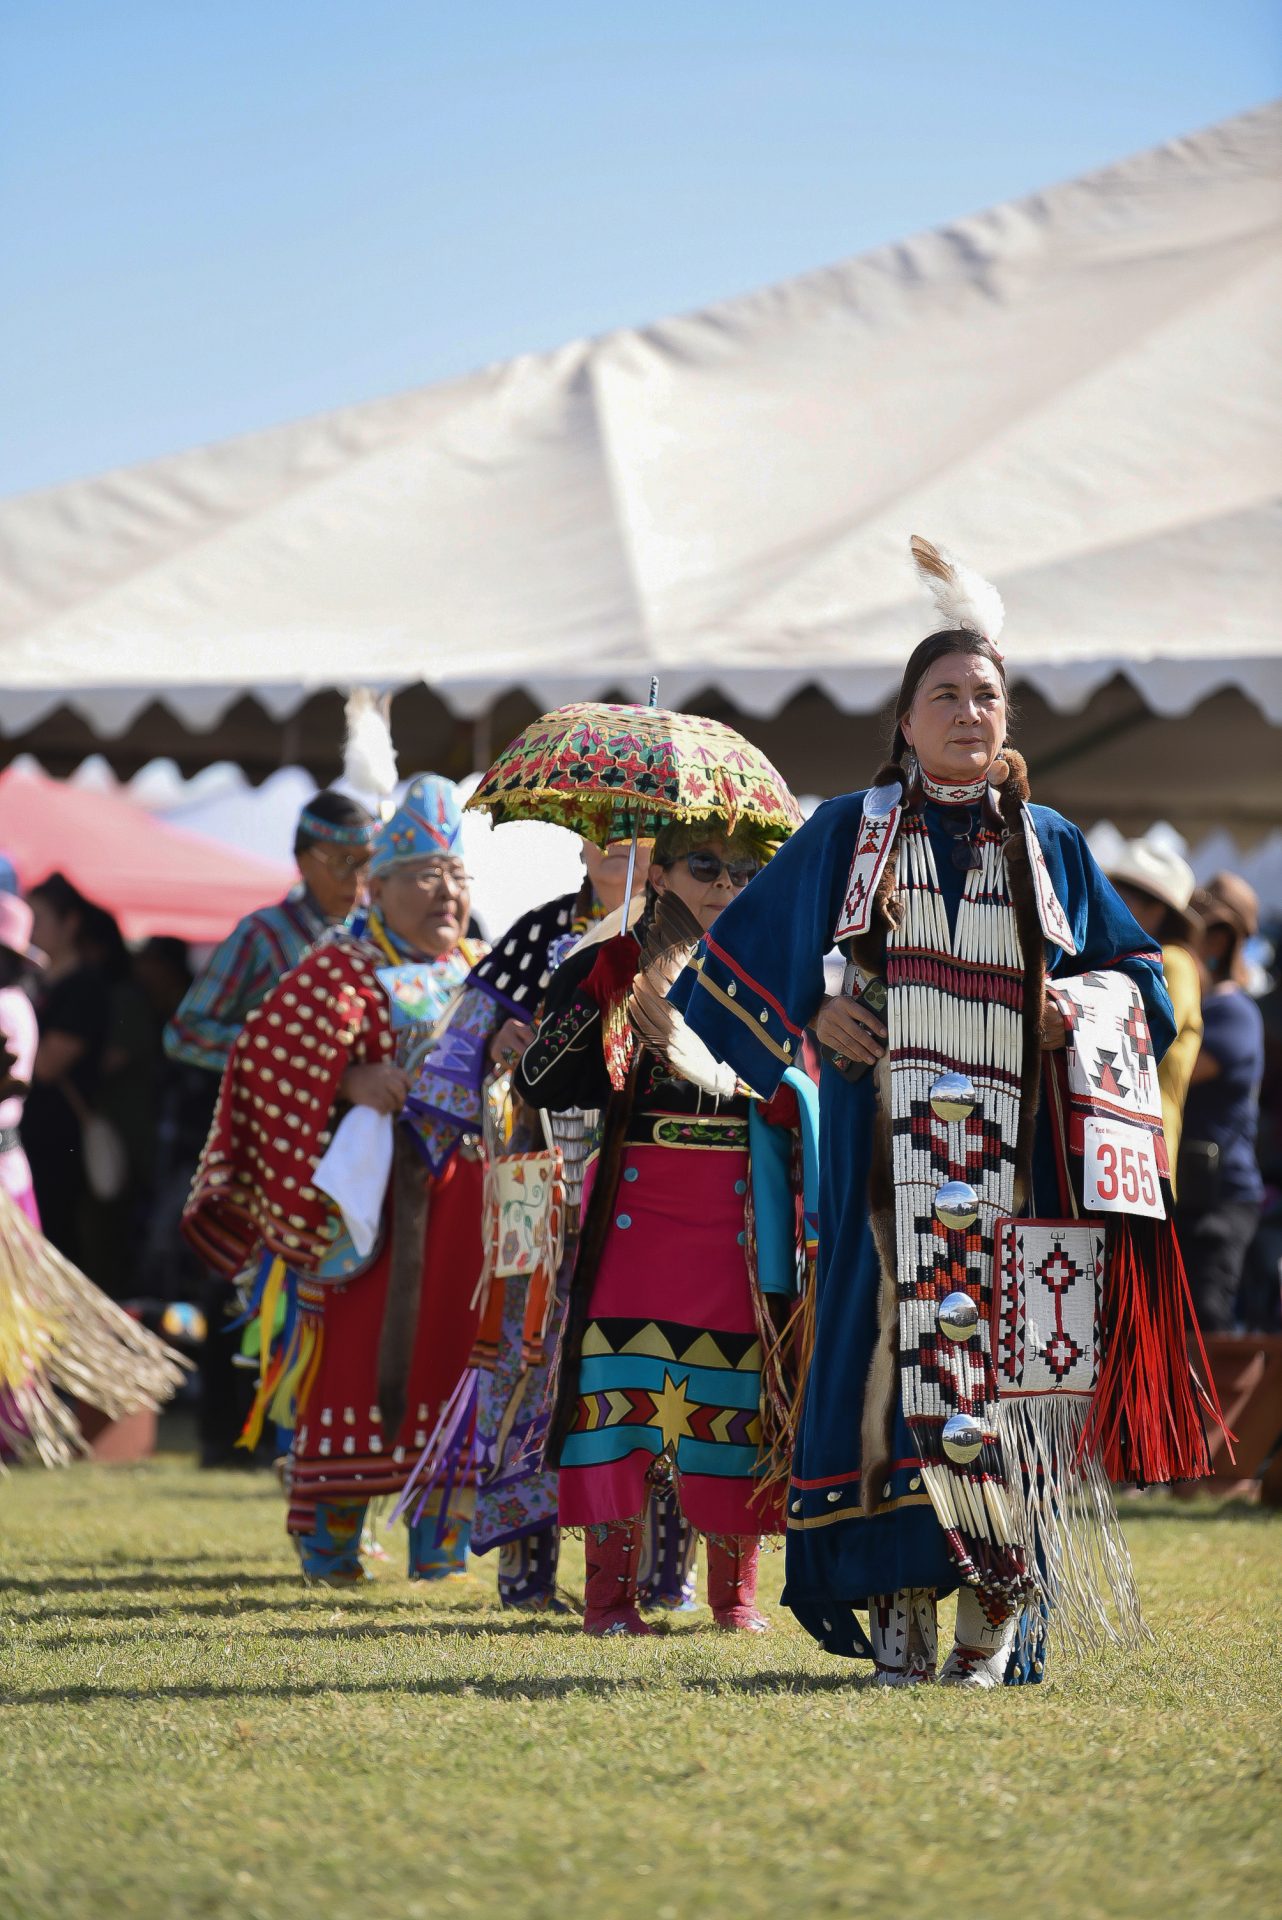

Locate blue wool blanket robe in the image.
[676,792,1174,1661]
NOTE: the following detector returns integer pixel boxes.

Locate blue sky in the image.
[1,1,1277,496]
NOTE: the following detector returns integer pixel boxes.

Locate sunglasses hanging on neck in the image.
[946,806,984,872]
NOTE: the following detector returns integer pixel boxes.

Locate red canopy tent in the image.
[0,764,293,943]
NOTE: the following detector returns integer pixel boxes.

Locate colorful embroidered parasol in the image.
[466,701,802,846]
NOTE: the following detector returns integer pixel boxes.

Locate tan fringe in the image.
[997,1395,1147,1653]
[750,1250,817,1506]
[0,1187,187,1469]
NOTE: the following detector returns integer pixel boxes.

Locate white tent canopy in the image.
[0,103,1279,740]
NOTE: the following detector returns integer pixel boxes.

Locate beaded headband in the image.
[297,805,377,850]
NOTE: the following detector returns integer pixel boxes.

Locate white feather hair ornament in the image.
[910,535,1006,648]
[343,688,399,816]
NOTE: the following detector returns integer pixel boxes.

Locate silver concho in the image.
[936,1290,979,1342]
[941,1413,986,1464]
[933,1180,980,1231]
[929,1071,978,1123]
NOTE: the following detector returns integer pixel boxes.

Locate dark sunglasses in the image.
[685,849,761,888]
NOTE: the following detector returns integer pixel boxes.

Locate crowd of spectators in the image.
[1105,850,1274,1334]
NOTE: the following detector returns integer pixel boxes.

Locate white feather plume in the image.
[664,1012,738,1101]
[343,688,399,803]
[910,535,1006,643]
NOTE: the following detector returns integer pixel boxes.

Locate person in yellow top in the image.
[1104,839,1203,1195]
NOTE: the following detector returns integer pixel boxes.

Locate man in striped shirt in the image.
[164,791,375,1074]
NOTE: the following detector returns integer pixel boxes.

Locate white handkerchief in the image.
[312,1107,394,1257]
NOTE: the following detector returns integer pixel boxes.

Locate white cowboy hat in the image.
[1104,840,1196,918]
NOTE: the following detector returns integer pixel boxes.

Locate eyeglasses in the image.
[311,847,372,879]
[388,861,473,893]
[684,850,761,888]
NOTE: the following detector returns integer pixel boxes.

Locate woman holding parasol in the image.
[469,702,819,1635]
[403,830,647,1614]
[655,538,1218,1686]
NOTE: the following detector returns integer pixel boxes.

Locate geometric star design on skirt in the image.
[652,1372,696,1450]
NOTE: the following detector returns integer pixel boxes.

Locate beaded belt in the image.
[646,1115,748,1151]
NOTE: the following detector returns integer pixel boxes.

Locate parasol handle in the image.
[621,678,660,912]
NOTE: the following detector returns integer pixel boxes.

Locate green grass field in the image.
[1,1449,1278,1920]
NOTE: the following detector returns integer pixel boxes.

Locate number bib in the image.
[1082,1116,1163,1220]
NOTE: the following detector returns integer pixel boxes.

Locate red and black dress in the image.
[184,927,485,1577]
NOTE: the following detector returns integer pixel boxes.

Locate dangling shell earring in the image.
[988,746,1011,786]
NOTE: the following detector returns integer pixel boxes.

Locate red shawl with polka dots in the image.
[183,933,397,1278]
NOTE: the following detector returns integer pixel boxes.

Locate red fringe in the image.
[583,938,640,1091]
[1080,1212,1232,1484]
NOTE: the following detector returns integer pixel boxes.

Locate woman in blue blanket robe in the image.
[672,540,1177,1687]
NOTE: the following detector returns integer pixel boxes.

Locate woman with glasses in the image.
[163,789,376,1466]
[515,818,818,1636]
[184,777,489,1584]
